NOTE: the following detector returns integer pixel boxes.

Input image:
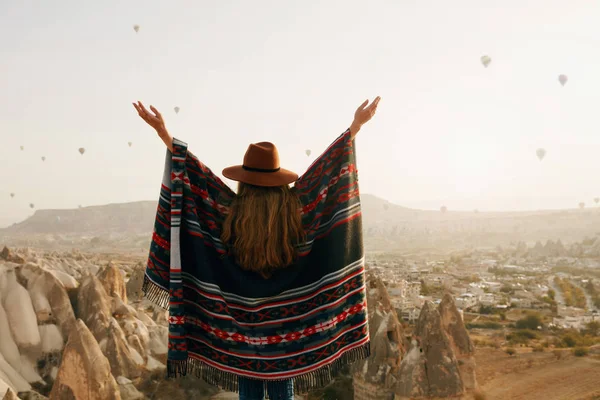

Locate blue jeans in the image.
[238,377,294,400]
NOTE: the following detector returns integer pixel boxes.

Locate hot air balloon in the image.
[20,146,24,151]
[383,203,389,211]
[41,156,45,161]
[174,106,180,114]
[305,149,311,157]
[9,193,14,198]
[78,147,85,155]
[29,203,34,209]
[579,202,585,209]
[595,197,600,204]
[441,206,448,213]
[474,209,479,213]
[536,148,546,161]
[133,25,140,33]
[558,74,568,86]
[128,142,132,147]
[480,55,491,68]
[78,205,82,208]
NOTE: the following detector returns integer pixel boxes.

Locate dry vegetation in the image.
[475,347,600,400]
[554,276,587,308]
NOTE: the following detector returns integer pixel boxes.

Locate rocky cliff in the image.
[394,295,477,399]
[0,246,218,400]
[351,275,477,399]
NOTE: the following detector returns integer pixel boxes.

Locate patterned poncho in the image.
[142,129,369,395]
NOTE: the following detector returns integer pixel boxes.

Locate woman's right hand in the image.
[350,96,381,139]
[133,101,168,137]
[133,101,173,151]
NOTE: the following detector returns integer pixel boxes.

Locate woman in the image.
[134,96,380,400]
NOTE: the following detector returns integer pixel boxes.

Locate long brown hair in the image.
[221,182,305,278]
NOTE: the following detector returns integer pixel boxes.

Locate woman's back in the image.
[222,183,305,279]
[134,96,380,400]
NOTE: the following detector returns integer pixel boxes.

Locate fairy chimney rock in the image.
[76,275,112,342]
[438,293,477,390]
[395,301,464,398]
[97,263,128,304]
[353,276,405,400]
[50,319,121,400]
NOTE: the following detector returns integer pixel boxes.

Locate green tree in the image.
[573,347,589,357]
[500,285,513,294]
[420,280,431,296]
[561,334,577,348]
[584,320,600,336]
[515,314,542,330]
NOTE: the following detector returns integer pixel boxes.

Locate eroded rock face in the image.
[3,271,41,350]
[125,267,144,301]
[417,302,463,397]
[116,376,144,400]
[18,264,77,339]
[438,293,477,390]
[76,275,112,342]
[395,301,464,399]
[49,319,121,400]
[104,319,142,379]
[97,264,127,304]
[2,387,19,400]
[353,276,404,399]
[393,338,425,399]
[0,247,25,265]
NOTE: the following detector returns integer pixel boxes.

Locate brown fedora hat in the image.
[222,142,298,187]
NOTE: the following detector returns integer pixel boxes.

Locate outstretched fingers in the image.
[133,102,146,119]
[358,99,369,111]
[150,105,163,121]
[367,96,381,115]
[368,96,381,110]
[137,101,151,117]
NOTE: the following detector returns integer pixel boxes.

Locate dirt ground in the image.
[475,348,600,400]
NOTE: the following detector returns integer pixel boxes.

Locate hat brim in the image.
[222,165,298,187]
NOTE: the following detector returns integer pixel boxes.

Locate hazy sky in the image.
[2,0,600,227]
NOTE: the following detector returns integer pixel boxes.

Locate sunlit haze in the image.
[2,0,600,228]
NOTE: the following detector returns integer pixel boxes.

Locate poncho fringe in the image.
[143,129,369,395]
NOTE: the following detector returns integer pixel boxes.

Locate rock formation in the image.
[97,263,128,304]
[394,297,476,399]
[76,275,113,342]
[3,270,41,350]
[353,275,405,400]
[104,319,142,379]
[0,247,24,265]
[437,293,477,390]
[0,247,170,399]
[49,319,121,400]
[125,267,144,301]
[2,388,19,400]
[18,264,78,340]
[353,276,478,399]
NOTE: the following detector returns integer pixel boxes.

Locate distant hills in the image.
[1,194,600,252]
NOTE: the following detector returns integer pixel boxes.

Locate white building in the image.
[406,281,421,299]
[455,293,478,310]
[400,307,421,323]
[479,293,500,307]
[482,281,503,292]
[552,315,597,330]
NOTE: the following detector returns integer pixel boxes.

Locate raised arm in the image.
[133,101,174,152]
[349,96,381,139]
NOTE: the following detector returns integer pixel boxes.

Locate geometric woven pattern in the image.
[142,129,370,394]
